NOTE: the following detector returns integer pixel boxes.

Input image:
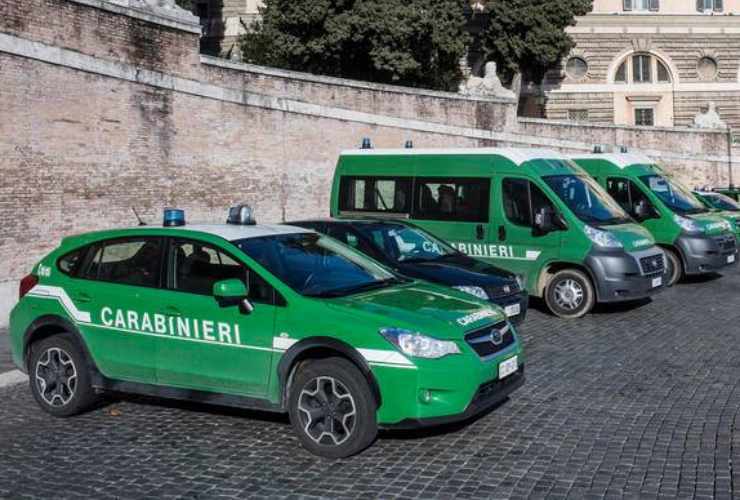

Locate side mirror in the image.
[213,279,253,314]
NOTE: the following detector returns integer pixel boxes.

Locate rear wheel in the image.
[28,333,98,417]
[288,357,377,459]
[545,269,595,319]
[663,248,682,287]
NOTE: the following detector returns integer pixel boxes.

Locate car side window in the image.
[84,238,163,288]
[170,239,275,304]
[503,178,532,227]
[57,246,89,277]
[413,178,490,222]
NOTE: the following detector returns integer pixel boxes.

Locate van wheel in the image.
[28,333,97,417]
[545,269,595,319]
[663,248,682,287]
[288,357,377,459]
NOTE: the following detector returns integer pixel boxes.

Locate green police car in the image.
[8,207,524,458]
[572,154,738,286]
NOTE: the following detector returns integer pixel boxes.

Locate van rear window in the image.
[339,177,412,214]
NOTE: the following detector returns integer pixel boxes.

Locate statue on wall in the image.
[693,102,727,130]
[458,61,516,100]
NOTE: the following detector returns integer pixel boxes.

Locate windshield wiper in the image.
[305,278,401,298]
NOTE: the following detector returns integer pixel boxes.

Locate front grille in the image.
[485,281,519,299]
[717,236,737,253]
[640,253,665,275]
[465,321,515,359]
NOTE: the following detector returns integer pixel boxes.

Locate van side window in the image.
[503,179,531,226]
[170,240,275,304]
[338,177,412,214]
[413,178,490,222]
[607,177,654,217]
[502,178,556,228]
[84,238,163,288]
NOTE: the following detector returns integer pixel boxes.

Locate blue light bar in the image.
[163,208,185,227]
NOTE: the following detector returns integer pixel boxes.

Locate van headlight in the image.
[584,225,623,249]
[674,214,703,234]
[380,328,461,359]
[453,286,489,300]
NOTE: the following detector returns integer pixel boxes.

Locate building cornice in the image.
[570,13,740,34]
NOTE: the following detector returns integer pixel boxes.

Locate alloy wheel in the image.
[553,278,584,311]
[34,347,77,407]
[297,376,357,446]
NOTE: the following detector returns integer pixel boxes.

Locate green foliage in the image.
[480,0,593,84]
[240,0,470,91]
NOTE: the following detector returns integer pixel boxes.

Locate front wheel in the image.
[288,357,377,459]
[663,248,682,287]
[545,269,596,319]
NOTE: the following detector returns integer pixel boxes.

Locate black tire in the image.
[288,357,377,459]
[28,333,98,417]
[663,248,682,287]
[545,269,596,319]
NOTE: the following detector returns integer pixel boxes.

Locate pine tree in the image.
[479,0,593,84]
[240,0,470,92]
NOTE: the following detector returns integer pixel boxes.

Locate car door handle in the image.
[498,225,506,241]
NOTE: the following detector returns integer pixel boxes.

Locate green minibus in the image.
[330,148,667,319]
[572,154,738,286]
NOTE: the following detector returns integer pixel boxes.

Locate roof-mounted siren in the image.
[618,145,629,153]
[404,140,414,149]
[593,144,609,154]
[360,137,373,150]
[227,204,257,226]
[163,208,186,227]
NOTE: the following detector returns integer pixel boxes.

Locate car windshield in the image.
[234,233,400,298]
[640,175,708,215]
[354,223,460,264]
[704,193,740,212]
[543,174,632,225]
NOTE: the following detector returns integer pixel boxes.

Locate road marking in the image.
[0,370,28,388]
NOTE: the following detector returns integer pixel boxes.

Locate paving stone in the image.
[0,267,739,498]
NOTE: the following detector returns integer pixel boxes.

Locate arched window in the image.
[613,53,672,84]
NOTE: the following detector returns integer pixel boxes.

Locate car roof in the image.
[571,153,654,169]
[141,223,313,241]
[339,148,569,166]
[290,218,412,226]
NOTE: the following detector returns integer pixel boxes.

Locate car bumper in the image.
[586,247,666,303]
[381,366,525,430]
[490,292,528,325]
[676,234,738,275]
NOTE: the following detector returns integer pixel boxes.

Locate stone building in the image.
[194,0,261,57]
[534,0,740,132]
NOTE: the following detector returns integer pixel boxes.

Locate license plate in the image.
[504,304,521,317]
[499,356,518,379]
[652,276,662,288]
[728,254,736,264]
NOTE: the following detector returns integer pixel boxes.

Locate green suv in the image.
[8,208,524,458]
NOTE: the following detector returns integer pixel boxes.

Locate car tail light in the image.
[19,274,39,299]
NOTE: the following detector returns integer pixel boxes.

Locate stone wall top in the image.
[71,0,200,33]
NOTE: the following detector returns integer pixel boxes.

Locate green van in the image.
[330,148,667,319]
[692,190,740,242]
[572,154,738,286]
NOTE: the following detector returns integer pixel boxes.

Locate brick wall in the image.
[0,0,737,326]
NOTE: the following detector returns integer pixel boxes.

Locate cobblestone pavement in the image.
[0,329,12,374]
[1,267,739,499]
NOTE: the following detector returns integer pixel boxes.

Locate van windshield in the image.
[234,233,401,298]
[543,175,632,225]
[703,193,740,212]
[640,175,708,215]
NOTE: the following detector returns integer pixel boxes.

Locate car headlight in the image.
[380,328,461,359]
[514,274,526,291]
[674,214,703,234]
[584,225,623,249]
[453,285,489,300]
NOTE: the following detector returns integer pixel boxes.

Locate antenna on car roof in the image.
[132,207,147,226]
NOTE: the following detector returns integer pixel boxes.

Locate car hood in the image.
[327,283,506,339]
[396,254,517,288]
[599,223,656,252]
[689,212,734,236]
